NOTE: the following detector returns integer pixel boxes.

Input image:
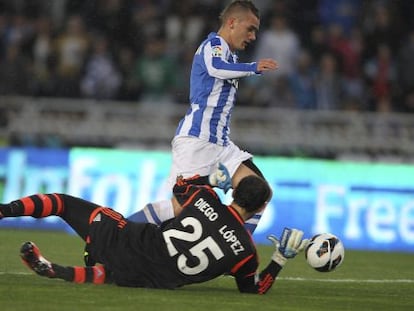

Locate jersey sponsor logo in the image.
[212,46,223,57]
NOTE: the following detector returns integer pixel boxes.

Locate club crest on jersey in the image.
[212,46,222,57]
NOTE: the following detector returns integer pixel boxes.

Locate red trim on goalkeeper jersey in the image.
[231,254,254,274]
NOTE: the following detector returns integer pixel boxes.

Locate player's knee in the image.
[233,160,266,187]
[241,159,265,179]
[236,161,273,200]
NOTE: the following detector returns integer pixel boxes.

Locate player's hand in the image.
[209,162,232,193]
[267,228,309,266]
[256,58,278,72]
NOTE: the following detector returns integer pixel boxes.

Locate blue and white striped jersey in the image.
[175,32,259,146]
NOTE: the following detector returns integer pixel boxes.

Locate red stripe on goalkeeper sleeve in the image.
[258,274,274,294]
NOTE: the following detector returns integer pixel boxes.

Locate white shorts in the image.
[166,136,253,189]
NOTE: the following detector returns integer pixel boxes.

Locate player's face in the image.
[229,11,259,51]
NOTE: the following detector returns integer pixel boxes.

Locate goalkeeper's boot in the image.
[20,241,56,278]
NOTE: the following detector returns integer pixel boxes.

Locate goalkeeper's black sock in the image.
[52,264,109,284]
[0,194,64,218]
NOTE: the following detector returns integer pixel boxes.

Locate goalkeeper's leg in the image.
[20,241,112,284]
[0,194,66,219]
[0,193,100,240]
[52,264,111,284]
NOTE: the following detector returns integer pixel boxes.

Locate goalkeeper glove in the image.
[267,227,309,267]
[208,163,232,193]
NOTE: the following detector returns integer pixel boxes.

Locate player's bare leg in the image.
[232,162,272,233]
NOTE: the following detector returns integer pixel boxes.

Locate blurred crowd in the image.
[1,0,414,113]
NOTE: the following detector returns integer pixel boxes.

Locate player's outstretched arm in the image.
[234,228,308,294]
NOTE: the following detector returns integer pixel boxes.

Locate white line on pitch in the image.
[0,271,32,275]
[1,272,413,284]
[280,277,414,283]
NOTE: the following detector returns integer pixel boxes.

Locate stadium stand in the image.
[1,96,414,162]
[1,1,414,162]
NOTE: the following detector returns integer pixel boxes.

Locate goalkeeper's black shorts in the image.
[85,207,174,288]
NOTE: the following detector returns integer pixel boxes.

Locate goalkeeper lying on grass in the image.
[0,164,308,294]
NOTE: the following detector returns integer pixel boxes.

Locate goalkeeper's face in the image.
[229,11,259,51]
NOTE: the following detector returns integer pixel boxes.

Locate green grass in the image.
[0,229,413,311]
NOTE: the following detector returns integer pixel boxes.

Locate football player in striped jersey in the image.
[129,0,278,234]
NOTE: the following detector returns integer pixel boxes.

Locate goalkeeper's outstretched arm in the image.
[234,228,308,294]
[234,256,282,294]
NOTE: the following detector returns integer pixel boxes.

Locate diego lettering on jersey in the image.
[194,198,219,221]
[219,225,245,255]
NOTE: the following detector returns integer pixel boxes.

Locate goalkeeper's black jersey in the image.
[88,176,281,293]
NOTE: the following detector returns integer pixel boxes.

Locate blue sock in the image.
[127,200,174,225]
[244,212,263,234]
[127,203,160,224]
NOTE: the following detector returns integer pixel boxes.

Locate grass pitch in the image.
[0,229,413,311]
